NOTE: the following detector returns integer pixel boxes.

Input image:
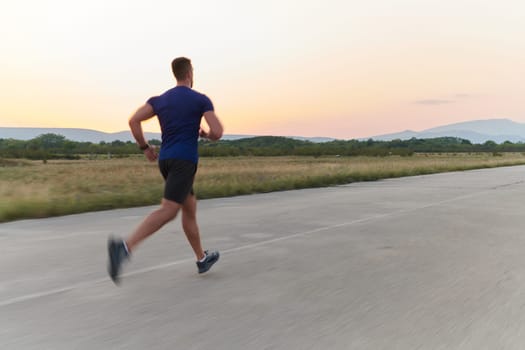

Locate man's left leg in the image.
[126,198,181,252]
[108,198,181,283]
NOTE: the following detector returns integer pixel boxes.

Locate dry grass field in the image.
[1,153,525,222]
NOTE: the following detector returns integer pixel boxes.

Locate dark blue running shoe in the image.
[196,250,220,274]
[108,237,129,284]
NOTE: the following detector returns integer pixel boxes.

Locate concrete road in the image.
[2,166,525,349]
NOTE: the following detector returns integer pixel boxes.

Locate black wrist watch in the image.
[139,144,150,151]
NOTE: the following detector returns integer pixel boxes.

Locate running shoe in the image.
[108,237,129,284]
[196,250,220,274]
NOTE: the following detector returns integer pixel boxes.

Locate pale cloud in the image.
[416,93,474,105]
[415,99,454,105]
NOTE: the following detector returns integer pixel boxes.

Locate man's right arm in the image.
[202,111,223,141]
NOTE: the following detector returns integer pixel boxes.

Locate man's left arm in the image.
[129,103,157,161]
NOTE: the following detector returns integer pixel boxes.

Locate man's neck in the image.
[176,79,192,88]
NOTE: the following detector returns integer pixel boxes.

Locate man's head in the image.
[171,57,193,87]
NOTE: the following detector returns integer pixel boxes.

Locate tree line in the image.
[200,136,525,157]
[1,133,524,160]
[0,134,161,160]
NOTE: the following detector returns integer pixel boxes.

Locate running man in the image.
[108,57,224,284]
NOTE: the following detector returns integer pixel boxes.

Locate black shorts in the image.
[158,159,198,204]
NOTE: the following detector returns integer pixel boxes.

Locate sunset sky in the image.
[1,0,524,139]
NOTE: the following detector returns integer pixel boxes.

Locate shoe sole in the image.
[108,239,120,284]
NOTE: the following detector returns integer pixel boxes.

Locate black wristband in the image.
[139,144,150,151]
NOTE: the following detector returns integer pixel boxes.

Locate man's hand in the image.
[199,127,209,139]
[143,145,158,162]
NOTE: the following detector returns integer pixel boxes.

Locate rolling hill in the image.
[0,127,334,143]
[1,119,525,144]
[367,119,525,144]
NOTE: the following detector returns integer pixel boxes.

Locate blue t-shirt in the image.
[147,86,214,163]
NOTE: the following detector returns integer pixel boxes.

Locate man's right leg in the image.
[181,194,205,260]
[182,194,220,273]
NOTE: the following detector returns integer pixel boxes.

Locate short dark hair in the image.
[171,57,192,81]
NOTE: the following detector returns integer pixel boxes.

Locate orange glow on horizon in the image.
[1,1,524,139]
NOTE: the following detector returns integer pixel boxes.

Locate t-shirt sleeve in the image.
[146,96,159,114]
[202,95,214,114]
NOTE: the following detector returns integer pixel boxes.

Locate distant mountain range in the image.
[0,127,335,143]
[1,119,524,144]
[366,119,525,144]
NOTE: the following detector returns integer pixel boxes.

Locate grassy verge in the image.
[1,153,525,222]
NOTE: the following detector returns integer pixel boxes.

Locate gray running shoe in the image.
[196,250,220,274]
[108,237,129,284]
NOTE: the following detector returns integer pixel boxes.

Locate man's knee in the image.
[161,198,181,220]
